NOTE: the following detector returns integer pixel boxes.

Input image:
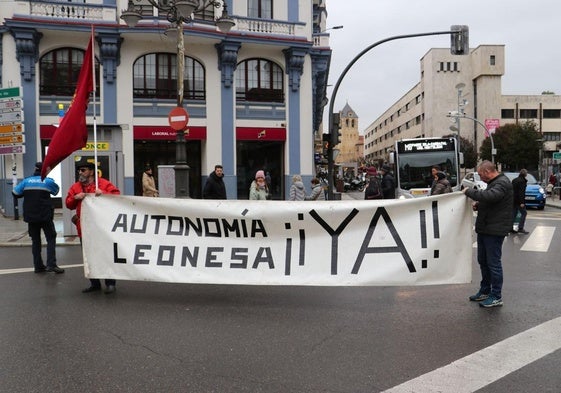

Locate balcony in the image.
[19,0,112,22]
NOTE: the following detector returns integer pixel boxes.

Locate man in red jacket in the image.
[66,160,120,294]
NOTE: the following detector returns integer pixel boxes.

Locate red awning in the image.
[236,127,286,141]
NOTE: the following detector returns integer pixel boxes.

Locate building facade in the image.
[0,0,334,222]
[364,44,561,180]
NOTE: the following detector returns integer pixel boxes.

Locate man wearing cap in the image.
[66,160,120,293]
[13,162,63,273]
[379,164,396,199]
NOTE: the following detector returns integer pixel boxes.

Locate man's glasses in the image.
[78,168,89,173]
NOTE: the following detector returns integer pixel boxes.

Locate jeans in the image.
[512,204,527,230]
[476,233,505,298]
[28,221,57,269]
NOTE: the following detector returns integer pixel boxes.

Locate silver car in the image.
[460,171,487,191]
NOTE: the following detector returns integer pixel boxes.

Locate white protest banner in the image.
[81,193,472,286]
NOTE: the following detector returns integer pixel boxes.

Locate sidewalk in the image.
[1,194,559,247]
[0,209,79,247]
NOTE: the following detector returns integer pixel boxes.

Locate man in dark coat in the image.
[203,164,227,199]
[463,161,513,308]
[12,162,64,273]
[379,164,396,199]
[511,169,528,234]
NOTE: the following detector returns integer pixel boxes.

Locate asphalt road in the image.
[1,200,561,392]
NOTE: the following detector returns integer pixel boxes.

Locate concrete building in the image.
[0,0,335,224]
[364,44,561,179]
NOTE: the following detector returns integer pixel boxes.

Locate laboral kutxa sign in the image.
[80,193,472,286]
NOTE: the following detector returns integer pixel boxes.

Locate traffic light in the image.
[450,25,469,55]
[322,133,330,151]
[331,112,341,146]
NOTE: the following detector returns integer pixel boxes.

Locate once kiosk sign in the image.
[168,107,189,131]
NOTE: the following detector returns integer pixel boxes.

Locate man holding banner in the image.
[463,160,513,308]
[66,159,120,294]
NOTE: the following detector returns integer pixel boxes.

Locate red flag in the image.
[41,34,94,179]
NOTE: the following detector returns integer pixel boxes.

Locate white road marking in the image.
[382,316,561,393]
[0,264,83,275]
[520,226,555,252]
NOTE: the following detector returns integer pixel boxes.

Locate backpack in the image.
[365,176,383,200]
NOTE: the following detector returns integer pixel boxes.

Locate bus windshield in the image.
[397,151,459,190]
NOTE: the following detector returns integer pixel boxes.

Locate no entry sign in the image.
[168,107,189,131]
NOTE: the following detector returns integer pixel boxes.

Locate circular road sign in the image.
[168,107,189,131]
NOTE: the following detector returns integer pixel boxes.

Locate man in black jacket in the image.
[511,169,529,234]
[463,161,512,308]
[379,164,396,199]
[203,164,227,199]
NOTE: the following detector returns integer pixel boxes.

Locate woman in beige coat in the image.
[142,166,159,197]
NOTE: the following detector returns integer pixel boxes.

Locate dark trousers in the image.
[476,233,505,298]
[512,205,527,230]
[79,238,116,288]
[89,278,116,288]
[28,221,57,269]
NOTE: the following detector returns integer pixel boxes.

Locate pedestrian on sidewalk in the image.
[141,164,158,197]
[511,169,529,234]
[12,162,64,274]
[66,159,120,294]
[289,175,306,201]
[203,164,227,199]
[463,160,513,308]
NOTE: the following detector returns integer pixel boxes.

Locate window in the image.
[520,109,538,119]
[544,132,561,142]
[248,0,272,19]
[40,47,100,96]
[544,109,561,119]
[236,59,284,103]
[490,55,496,66]
[501,109,515,119]
[133,53,205,100]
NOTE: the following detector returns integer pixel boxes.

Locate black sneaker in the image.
[518,229,529,234]
[34,267,47,273]
[104,285,116,294]
[46,266,65,274]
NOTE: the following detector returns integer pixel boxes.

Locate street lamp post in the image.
[326,26,469,200]
[121,0,234,198]
[448,112,496,164]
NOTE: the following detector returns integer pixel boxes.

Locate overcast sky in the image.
[324,0,561,133]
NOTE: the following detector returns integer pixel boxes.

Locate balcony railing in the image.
[28,0,106,21]
[235,17,295,36]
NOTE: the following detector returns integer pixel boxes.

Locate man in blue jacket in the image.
[463,161,512,308]
[13,162,64,273]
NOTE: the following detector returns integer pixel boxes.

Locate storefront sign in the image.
[236,127,286,141]
[134,125,207,140]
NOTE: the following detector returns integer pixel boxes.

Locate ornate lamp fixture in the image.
[121,0,234,32]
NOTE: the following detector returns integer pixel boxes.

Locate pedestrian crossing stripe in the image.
[471,225,556,253]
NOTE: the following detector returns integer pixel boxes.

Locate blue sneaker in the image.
[468,291,489,302]
[479,295,503,308]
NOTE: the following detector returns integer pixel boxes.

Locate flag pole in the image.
[91,25,99,190]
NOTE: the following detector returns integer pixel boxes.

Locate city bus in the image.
[389,137,462,198]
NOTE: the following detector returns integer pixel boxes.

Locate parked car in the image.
[460,172,487,191]
[503,172,546,210]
